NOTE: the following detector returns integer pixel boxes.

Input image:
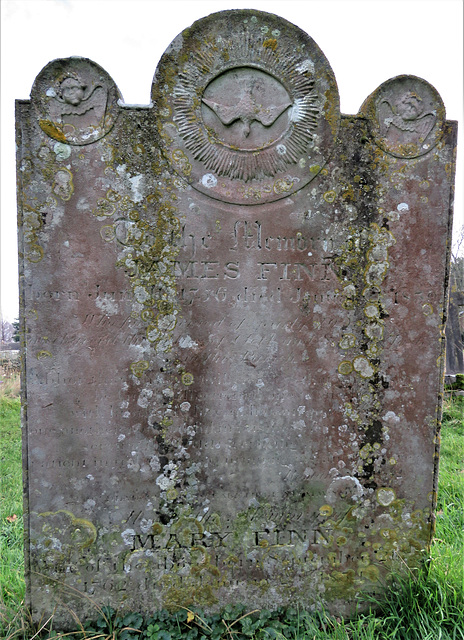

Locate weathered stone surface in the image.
[16,9,457,627]
[153,11,339,204]
[30,57,120,146]
[445,269,464,375]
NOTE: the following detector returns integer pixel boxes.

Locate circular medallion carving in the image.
[201,67,292,151]
[31,58,121,146]
[152,10,340,204]
[360,75,445,158]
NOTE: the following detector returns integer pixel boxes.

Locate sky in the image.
[1,0,463,323]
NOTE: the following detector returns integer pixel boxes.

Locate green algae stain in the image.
[38,510,97,549]
[324,569,357,600]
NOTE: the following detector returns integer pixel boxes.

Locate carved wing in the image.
[78,86,107,122]
[48,95,65,123]
[255,102,292,127]
[377,99,394,137]
[415,113,436,142]
[202,98,243,126]
[203,96,291,129]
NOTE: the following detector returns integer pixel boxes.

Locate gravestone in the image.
[16,10,457,626]
[445,269,464,375]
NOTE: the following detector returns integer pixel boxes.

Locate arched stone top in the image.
[152,9,340,205]
[360,75,446,159]
[30,57,122,146]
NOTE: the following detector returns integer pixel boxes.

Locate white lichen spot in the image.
[402,512,413,526]
[86,474,94,481]
[256,379,265,388]
[397,202,409,212]
[179,335,198,349]
[292,419,305,431]
[123,411,130,419]
[339,334,356,350]
[156,474,174,491]
[369,244,388,261]
[326,475,364,504]
[382,411,400,425]
[296,59,315,74]
[364,304,380,318]
[84,499,96,510]
[129,174,145,202]
[134,286,150,303]
[344,283,356,297]
[276,144,287,155]
[316,341,328,358]
[147,326,160,342]
[121,529,136,546]
[95,297,119,316]
[140,518,154,534]
[387,210,400,221]
[201,173,217,188]
[365,322,384,341]
[149,456,160,471]
[298,406,306,415]
[53,142,71,161]
[48,537,62,551]
[353,356,375,378]
[376,488,396,506]
[157,314,177,331]
[117,434,126,442]
[180,401,191,412]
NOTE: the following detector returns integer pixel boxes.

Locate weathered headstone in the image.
[445,269,464,375]
[16,10,457,626]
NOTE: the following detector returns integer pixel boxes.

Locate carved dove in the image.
[202,86,291,137]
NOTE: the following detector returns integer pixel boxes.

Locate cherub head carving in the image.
[367,76,444,158]
[395,92,424,121]
[58,75,87,106]
[32,57,120,145]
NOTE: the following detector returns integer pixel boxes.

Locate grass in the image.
[0,372,24,638]
[0,380,463,639]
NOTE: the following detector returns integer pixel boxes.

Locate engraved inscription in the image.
[18,6,456,623]
[175,219,334,306]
